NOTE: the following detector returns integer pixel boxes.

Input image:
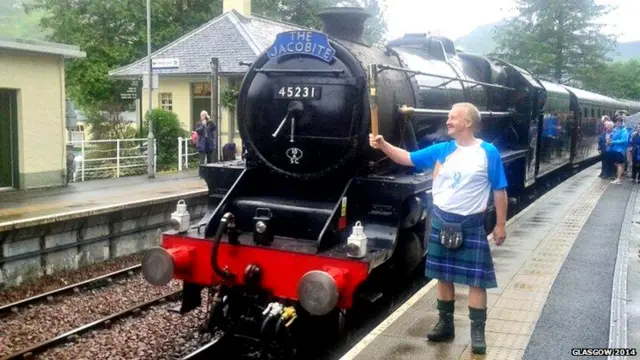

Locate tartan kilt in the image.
[425,206,498,289]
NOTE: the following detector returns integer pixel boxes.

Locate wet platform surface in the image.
[0,170,207,231]
[340,164,640,360]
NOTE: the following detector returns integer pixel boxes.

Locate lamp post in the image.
[146,0,155,178]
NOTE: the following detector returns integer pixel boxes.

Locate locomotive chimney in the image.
[317,7,371,43]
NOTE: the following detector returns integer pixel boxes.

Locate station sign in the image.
[152,58,180,69]
[120,80,142,100]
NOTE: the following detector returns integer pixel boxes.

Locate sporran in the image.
[439,221,464,250]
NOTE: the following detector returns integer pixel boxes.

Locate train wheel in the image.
[293,308,346,359]
[402,215,429,275]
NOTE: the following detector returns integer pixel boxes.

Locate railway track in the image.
[1,289,182,360]
[0,264,142,317]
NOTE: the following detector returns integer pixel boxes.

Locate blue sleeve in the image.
[482,143,508,190]
[408,142,449,171]
[612,130,629,145]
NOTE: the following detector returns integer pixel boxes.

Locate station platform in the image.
[0,170,206,231]
[340,164,640,360]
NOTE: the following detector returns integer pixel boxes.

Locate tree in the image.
[27,0,222,111]
[253,0,388,45]
[28,0,387,114]
[83,104,137,140]
[491,0,617,84]
[579,60,640,101]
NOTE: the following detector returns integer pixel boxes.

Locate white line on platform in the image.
[608,180,635,359]
[339,164,599,360]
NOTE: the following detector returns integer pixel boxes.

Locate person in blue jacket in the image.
[608,118,629,184]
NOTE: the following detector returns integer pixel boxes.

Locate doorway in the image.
[191,82,211,130]
[0,89,18,189]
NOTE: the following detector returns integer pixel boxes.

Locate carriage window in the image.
[591,109,594,118]
[583,108,587,118]
[597,109,601,118]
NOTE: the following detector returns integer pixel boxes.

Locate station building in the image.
[0,37,85,190]
[108,0,302,158]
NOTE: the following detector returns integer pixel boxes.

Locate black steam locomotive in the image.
[141,6,640,356]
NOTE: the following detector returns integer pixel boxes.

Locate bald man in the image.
[369,102,508,355]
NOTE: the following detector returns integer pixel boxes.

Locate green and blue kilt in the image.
[425,206,498,289]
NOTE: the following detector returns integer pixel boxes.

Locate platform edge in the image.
[0,188,208,232]
[608,182,635,359]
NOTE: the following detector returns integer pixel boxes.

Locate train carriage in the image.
[563,85,627,164]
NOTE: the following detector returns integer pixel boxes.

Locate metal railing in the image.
[68,138,156,182]
[177,137,199,171]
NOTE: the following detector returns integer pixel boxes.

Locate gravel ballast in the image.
[0,275,181,358]
[35,292,220,360]
[0,253,144,307]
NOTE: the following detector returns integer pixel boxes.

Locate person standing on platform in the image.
[630,123,640,183]
[369,102,508,355]
[608,118,629,184]
[598,120,614,178]
[196,110,216,167]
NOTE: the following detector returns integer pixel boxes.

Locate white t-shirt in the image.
[409,139,507,216]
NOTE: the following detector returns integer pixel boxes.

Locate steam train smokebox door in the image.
[253,208,274,245]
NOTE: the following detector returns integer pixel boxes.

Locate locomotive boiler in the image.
[140,6,560,356]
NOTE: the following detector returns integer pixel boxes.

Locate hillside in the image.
[0,0,49,40]
[454,21,640,62]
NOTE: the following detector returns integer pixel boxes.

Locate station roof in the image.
[0,36,85,58]
[108,10,305,79]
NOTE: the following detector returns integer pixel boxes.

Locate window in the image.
[159,93,173,111]
[192,83,211,97]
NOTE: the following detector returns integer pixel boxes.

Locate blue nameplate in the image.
[267,31,335,63]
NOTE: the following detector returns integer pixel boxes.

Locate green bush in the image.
[84,106,137,140]
[140,109,188,171]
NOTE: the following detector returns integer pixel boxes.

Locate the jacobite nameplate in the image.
[267,31,336,63]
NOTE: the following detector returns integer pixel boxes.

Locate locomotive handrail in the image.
[253,68,345,75]
[398,105,512,117]
[373,64,516,92]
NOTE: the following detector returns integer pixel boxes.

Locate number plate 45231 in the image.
[275,86,322,99]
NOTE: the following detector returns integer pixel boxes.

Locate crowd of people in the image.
[598,110,640,184]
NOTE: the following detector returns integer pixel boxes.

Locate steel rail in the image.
[180,336,227,360]
[1,289,182,360]
[0,264,142,316]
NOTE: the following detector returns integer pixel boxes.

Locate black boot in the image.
[469,307,487,354]
[427,299,455,341]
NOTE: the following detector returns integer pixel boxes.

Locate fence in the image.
[177,137,200,171]
[68,138,156,182]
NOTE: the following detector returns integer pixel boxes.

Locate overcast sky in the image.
[385,0,640,43]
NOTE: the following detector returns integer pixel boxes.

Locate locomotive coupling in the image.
[170,199,190,233]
